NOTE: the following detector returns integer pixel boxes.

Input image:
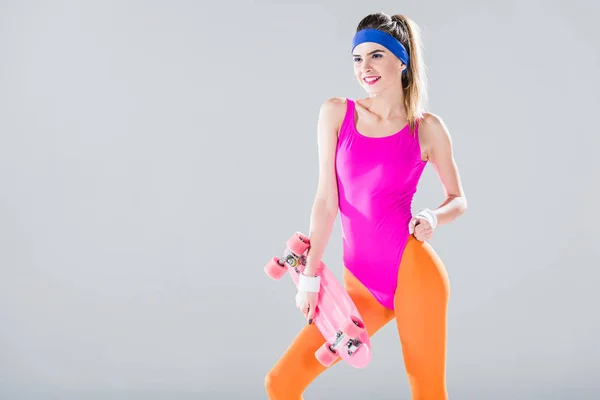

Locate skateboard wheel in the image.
[315,342,338,367]
[286,232,310,256]
[342,317,365,339]
[264,256,287,280]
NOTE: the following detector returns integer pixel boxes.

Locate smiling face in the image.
[352,42,406,94]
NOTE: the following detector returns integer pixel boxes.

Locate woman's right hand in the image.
[295,272,321,324]
[295,290,319,324]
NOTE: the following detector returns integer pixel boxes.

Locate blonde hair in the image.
[356,13,429,134]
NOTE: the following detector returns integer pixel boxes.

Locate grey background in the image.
[1,0,599,399]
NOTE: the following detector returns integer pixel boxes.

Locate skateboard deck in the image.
[264,232,372,369]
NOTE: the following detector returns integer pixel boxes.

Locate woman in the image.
[265,12,467,399]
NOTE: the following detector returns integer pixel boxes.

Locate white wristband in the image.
[299,273,321,293]
[416,208,438,229]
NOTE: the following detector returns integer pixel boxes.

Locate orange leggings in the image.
[265,235,451,399]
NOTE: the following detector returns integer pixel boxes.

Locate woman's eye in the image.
[354,54,381,62]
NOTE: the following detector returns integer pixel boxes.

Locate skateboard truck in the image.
[330,325,363,356]
[279,248,307,275]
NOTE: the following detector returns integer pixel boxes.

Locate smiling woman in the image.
[265,11,467,400]
[351,14,428,136]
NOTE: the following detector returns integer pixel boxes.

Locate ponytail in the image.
[391,14,428,134]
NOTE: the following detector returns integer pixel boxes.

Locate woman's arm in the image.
[421,113,468,227]
[303,97,345,277]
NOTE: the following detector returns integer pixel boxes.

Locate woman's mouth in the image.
[364,76,381,85]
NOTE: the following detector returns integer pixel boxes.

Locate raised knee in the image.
[264,370,276,395]
[265,369,291,399]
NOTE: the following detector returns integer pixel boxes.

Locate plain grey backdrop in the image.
[1,0,599,399]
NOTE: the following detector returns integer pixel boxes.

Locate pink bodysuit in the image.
[335,98,428,310]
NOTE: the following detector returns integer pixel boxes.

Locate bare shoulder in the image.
[419,112,453,160]
[420,112,450,139]
[318,97,348,134]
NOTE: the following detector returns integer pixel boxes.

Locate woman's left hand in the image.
[409,216,434,241]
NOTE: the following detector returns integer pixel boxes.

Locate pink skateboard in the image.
[264,232,372,369]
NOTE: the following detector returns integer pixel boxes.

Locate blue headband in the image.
[352,28,409,74]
